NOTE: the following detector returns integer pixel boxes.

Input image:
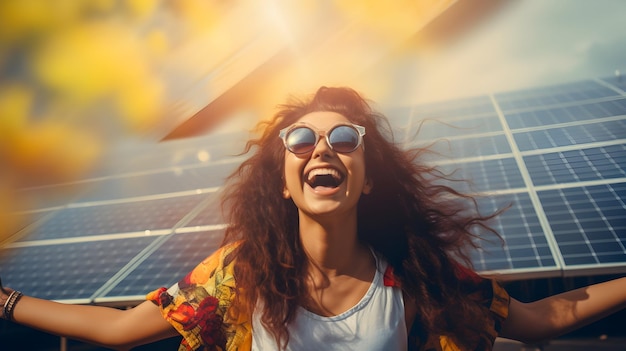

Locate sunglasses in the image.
[279,123,366,154]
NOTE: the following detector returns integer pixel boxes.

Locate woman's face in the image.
[282,111,371,219]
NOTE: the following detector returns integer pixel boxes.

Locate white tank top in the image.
[251,255,407,350]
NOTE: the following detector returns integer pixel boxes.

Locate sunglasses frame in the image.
[279,123,366,154]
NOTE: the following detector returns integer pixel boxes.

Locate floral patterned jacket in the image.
[147,243,509,351]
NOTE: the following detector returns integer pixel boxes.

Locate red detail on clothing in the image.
[199,313,226,350]
[166,297,226,350]
[383,264,400,287]
[168,302,196,327]
[195,297,226,350]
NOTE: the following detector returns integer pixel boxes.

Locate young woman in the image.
[1,87,625,351]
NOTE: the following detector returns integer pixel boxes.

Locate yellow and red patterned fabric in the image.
[147,243,251,351]
[148,243,509,351]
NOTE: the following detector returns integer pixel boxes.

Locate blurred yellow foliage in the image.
[32,21,166,131]
[146,29,170,57]
[171,0,220,34]
[0,0,214,244]
[116,75,165,132]
[0,1,76,45]
[33,23,137,104]
[0,84,101,185]
[126,0,159,20]
[8,120,102,184]
[0,84,32,135]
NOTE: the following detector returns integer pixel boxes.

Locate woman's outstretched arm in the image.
[3,292,178,351]
[500,276,626,344]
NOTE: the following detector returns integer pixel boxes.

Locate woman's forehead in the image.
[295,111,350,128]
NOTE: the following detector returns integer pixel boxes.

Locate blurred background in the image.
[1,0,625,350]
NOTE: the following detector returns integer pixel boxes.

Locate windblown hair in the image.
[221,86,504,350]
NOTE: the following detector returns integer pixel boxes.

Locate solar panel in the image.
[505,99,626,129]
[412,114,504,139]
[412,134,512,162]
[514,119,626,151]
[1,237,158,302]
[1,132,243,302]
[538,183,626,269]
[412,95,495,118]
[16,193,207,242]
[1,77,625,305]
[471,193,558,276]
[96,229,225,301]
[402,78,626,279]
[77,163,238,202]
[494,80,620,111]
[185,195,225,227]
[524,145,626,186]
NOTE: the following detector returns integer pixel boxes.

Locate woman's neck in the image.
[298,210,367,278]
[297,210,376,317]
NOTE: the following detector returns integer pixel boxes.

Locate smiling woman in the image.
[1,86,625,351]
[217,87,506,350]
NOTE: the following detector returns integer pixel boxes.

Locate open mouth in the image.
[305,168,344,189]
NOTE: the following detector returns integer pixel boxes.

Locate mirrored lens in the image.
[329,125,359,152]
[286,127,317,154]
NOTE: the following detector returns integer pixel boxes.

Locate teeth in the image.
[307,168,341,182]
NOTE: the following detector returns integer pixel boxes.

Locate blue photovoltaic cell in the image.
[185,195,224,226]
[102,230,224,298]
[20,193,207,241]
[78,162,238,202]
[418,134,511,161]
[435,158,525,193]
[412,95,495,119]
[411,114,503,140]
[495,80,619,112]
[504,98,626,129]
[538,183,626,267]
[514,119,626,151]
[470,193,557,272]
[523,145,626,186]
[0,236,157,301]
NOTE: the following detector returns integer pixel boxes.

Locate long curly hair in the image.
[220,86,504,350]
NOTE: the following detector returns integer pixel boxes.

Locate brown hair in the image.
[221,86,503,349]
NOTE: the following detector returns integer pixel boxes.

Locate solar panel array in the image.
[1,133,247,304]
[401,77,626,279]
[1,76,625,304]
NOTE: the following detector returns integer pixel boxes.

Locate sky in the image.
[377,0,626,105]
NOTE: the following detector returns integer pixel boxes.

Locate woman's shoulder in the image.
[200,241,241,267]
[182,241,242,287]
[147,239,251,351]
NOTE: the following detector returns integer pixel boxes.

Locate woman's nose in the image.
[311,136,334,159]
